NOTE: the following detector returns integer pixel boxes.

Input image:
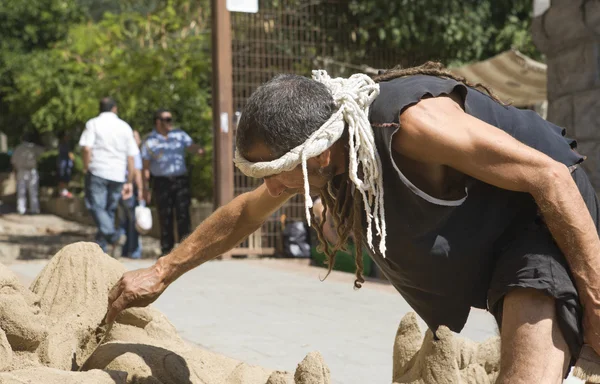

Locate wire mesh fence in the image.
[230,0,403,255]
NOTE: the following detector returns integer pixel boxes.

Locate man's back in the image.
[11,142,44,170]
[79,112,139,182]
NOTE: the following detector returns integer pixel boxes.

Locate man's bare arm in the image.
[126,156,135,184]
[396,95,600,353]
[159,183,293,284]
[105,183,294,322]
[81,146,91,173]
[186,143,205,156]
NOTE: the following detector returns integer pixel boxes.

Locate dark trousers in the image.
[119,185,142,258]
[153,175,191,255]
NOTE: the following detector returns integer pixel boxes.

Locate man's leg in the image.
[153,178,175,255]
[130,186,142,258]
[119,197,133,256]
[16,170,27,215]
[106,180,124,245]
[496,288,571,384]
[174,176,192,243]
[28,169,40,214]
[84,173,114,251]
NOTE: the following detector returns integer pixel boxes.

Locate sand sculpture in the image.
[0,241,501,383]
[392,312,501,384]
[0,242,332,384]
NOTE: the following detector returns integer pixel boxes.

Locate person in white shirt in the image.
[11,132,44,215]
[79,97,139,254]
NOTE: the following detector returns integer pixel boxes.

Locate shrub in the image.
[0,153,12,173]
[37,150,84,187]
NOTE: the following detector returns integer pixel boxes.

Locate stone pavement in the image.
[7,257,584,384]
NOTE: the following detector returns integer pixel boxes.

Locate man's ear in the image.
[315,149,332,168]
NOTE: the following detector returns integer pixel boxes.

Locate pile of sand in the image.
[0,242,332,384]
[0,241,501,383]
[392,312,501,384]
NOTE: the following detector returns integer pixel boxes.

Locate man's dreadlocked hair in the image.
[374,61,505,104]
[312,61,504,289]
[312,162,367,289]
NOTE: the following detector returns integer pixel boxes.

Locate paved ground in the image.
[1,211,583,383]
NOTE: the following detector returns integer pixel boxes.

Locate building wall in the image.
[532,0,600,188]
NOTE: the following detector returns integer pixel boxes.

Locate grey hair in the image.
[235,74,336,158]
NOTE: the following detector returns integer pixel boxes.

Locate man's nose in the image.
[264,177,285,197]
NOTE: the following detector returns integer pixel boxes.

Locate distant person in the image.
[11,132,44,215]
[57,131,74,198]
[119,130,144,259]
[141,109,204,255]
[79,97,139,255]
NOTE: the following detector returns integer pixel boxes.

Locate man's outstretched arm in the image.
[396,94,600,355]
[105,183,294,323]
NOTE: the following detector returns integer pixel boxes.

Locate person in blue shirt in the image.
[141,109,204,255]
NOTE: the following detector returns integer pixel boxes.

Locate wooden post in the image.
[211,0,234,209]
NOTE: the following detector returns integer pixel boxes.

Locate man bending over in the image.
[106,62,600,383]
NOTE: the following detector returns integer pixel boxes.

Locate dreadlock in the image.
[311,61,503,289]
[374,61,505,104]
[312,169,366,289]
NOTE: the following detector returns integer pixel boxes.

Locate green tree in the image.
[334,0,540,69]
[2,0,214,199]
[0,0,85,142]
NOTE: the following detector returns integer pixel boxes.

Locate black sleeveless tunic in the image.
[366,75,585,333]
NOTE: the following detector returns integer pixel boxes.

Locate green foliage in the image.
[37,149,85,187]
[37,150,60,187]
[0,153,12,173]
[1,0,214,198]
[188,149,213,201]
[0,0,84,53]
[338,0,541,68]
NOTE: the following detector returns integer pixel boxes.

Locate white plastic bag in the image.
[135,201,153,234]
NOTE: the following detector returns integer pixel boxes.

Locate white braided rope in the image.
[233,70,387,256]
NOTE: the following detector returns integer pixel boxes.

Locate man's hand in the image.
[121,183,133,200]
[144,189,152,204]
[186,143,205,156]
[105,263,168,323]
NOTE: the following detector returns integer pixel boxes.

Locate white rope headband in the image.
[234,70,387,256]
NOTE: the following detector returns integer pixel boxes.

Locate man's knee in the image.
[496,288,570,384]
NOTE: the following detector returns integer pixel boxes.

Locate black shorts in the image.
[487,166,600,368]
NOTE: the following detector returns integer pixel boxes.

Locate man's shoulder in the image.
[114,116,133,130]
[170,128,191,140]
[142,131,160,148]
[85,115,99,126]
[170,128,187,135]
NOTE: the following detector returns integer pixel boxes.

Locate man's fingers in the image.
[107,279,123,305]
[106,278,126,323]
[105,293,129,324]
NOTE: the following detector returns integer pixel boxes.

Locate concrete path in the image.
[8,257,583,384]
